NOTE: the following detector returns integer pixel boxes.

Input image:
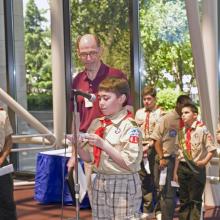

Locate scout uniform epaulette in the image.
[196,121,209,135]
[127,117,138,127]
[196,121,204,127]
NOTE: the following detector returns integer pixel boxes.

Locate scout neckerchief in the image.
[186,127,193,156]
[144,106,159,134]
[93,111,133,167]
[178,120,200,174]
[144,111,150,134]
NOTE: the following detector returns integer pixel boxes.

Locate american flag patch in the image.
[128,128,140,143]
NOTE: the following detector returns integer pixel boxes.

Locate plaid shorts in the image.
[92,173,142,220]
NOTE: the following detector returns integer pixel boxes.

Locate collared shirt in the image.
[135,107,165,144]
[176,120,216,162]
[150,109,179,156]
[86,108,143,174]
[71,62,132,132]
[0,110,13,151]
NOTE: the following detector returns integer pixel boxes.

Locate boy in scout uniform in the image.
[151,95,192,220]
[173,103,216,220]
[0,107,17,220]
[135,86,165,218]
[77,77,143,220]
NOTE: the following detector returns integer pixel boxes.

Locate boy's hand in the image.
[159,158,168,169]
[86,134,105,149]
[67,156,75,172]
[0,157,4,166]
[173,173,178,183]
[66,134,77,145]
[196,160,206,167]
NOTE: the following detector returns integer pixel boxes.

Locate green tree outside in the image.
[24,0,197,111]
[24,0,52,109]
[140,0,196,94]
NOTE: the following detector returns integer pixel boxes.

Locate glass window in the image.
[70,0,131,79]
[12,0,52,172]
[0,0,7,94]
[139,0,199,110]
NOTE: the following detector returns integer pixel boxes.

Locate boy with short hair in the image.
[151,94,192,220]
[173,103,216,220]
[78,76,143,220]
[135,86,165,218]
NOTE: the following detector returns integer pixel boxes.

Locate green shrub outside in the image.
[27,93,52,110]
[157,88,183,111]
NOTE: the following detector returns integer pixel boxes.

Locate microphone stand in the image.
[66,93,85,220]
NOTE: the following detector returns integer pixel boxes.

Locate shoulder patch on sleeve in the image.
[128,127,140,143]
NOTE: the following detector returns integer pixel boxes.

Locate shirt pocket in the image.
[191,133,201,155]
[105,127,121,145]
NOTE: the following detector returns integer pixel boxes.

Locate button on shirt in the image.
[87,108,143,174]
[177,120,216,163]
[0,110,13,151]
[150,110,179,156]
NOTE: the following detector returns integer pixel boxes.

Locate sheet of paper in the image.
[0,164,14,176]
[171,180,180,188]
[143,157,151,174]
[159,167,167,186]
[84,97,93,108]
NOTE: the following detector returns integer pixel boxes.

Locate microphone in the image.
[72,89,96,102]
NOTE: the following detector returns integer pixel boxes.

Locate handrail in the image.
[11,133,70,152]
[11,146,54,152]
[0,88,56,145]
[12,134,53,145]
[11,133,56,152]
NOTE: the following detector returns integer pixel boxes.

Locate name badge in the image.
[84,97,93,108]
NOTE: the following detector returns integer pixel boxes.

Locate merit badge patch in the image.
[128,128,140,143]
[169,129,177,137]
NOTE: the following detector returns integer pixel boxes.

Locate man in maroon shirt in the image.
[67,34,133,206]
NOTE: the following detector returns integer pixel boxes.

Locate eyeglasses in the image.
[79,51,99,59]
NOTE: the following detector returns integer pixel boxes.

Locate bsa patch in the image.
[169,129,177,137]
[128,128,140,143]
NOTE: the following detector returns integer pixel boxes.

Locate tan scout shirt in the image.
[0,110,13,151]
[135,107,165,144]
[87,108,143,174]
[150,109,179,156]
[177,120,216,163]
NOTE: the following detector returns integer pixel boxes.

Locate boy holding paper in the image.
[77,77,142,219]
[150,95,192,220]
